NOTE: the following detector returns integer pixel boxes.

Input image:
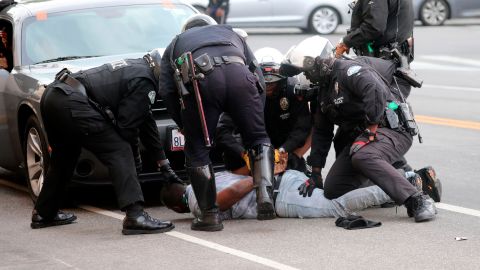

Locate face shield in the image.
[280,36,334,78]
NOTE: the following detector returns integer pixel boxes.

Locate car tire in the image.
[308,6,340,35]
[23,115,50,202]
[419,0,449,26]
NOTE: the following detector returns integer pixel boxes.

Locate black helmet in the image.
[143,48,162,80]
[181,14,217,32]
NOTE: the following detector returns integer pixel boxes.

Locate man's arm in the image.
[216,176,254,211]
[281,97,312,153]
[116,78,154,143]
[159,42,183,129]
[138,111,167,161]
[343,0,389,49]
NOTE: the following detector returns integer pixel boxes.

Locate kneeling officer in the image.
[31,49,181,235]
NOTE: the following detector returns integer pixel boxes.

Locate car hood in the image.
[18,51,165,84]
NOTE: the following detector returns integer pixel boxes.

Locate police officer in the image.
[335,0,415,98]
[207,0,230,24]
[216,48,312,173]
[159,15,274,231]
[283,36,436,222]
[31,49,181,235]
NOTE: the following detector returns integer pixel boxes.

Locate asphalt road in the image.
[1,20,480,270]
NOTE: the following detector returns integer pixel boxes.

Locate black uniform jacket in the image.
[309,58,396,168]
[344,0,414,49]
[75,58,165,160]
[158,24,264,129]
[264,77,311,152]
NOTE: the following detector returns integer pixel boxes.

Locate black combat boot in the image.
[159,162,184,185]
[405,192,437,222]
[188,164,223,232]
[248,144,275,220]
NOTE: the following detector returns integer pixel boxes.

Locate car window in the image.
[21,4,195,65]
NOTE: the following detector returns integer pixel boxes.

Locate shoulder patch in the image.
[347,65,362,76]
[148,91,156,105]
[109,59,129,71]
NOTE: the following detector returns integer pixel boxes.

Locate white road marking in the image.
[412,61,480,71]
[421,84,480,93]
[436,203,480,218]
[77,205,300,270]
[420,55,480,68]
[166,231,301,270]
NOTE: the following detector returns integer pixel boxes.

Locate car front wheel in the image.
[23,115,50,202]
[308,6,340,35]
[420,0,449,26]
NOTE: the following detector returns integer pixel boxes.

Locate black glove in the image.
[298,171,323,197]
[349,128,376,155]
[158,163,185,185]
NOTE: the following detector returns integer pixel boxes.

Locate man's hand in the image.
[298,171,323,197]
[335,42,350,58]
[349,126,377,155]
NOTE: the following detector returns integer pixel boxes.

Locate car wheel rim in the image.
[422,0,447,25]
[312,8,338,34]
[26,127,44,197]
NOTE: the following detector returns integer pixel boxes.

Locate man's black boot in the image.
[122,203,174,235]
[159,163,184,185]
[191,207,223,232]
[31,209,77,229]
[405,193,437,222]
[188,164,223,231]
[249,144,275,220]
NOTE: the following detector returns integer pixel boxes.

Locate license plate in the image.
[170,128,185,151]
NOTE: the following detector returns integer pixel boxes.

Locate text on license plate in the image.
[171,128,185,151]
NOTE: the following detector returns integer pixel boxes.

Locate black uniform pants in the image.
[323,128,417,204]
[181,63,270,167]
[35,86,143,219]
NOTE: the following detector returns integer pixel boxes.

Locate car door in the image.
[227,0,273,27]
[451,0,480,18]
[270,0,304,25]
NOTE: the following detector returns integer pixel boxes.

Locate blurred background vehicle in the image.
[413,0,480,26]
[184,0,351,34]
[0,0,199,201]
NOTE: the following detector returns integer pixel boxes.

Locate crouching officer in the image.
[31,49,182,235]
[283,36,436,222]
[159,14,275,231]
[217,47,312,173]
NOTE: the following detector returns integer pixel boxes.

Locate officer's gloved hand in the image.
[157,161,185,185]
[298,171,323,197]
[335,42,350,58]
[350,127,377,155]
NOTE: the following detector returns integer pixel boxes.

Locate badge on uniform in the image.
[148,90,156,105]
[109,59,129,71]
[347,65,362,76]
[334,81,339,95]
[280,97,289,111]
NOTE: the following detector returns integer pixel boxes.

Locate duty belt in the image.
[55,68,116,125]
[211,55,245,66]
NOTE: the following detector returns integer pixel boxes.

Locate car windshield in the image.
[21,4,195,65]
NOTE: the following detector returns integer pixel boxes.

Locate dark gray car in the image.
[0,0,197,200]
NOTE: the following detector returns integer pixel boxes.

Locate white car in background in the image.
[184,0,351,34]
